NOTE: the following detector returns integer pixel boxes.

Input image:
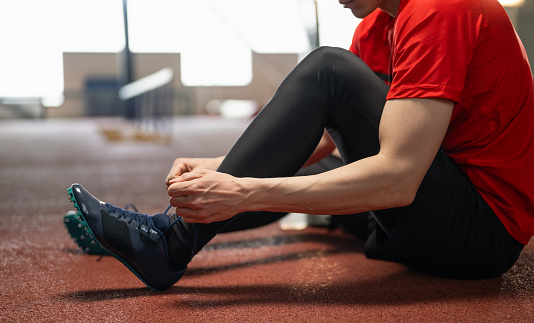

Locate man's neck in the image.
[379,0,402,17]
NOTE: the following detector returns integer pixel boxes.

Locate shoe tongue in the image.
[152,213,171,231]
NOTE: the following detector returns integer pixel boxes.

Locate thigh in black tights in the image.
[177,47,387,246]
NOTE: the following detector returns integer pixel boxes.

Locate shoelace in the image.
[124,203,139,212]
[106,203,160,235]
[105,203,197,260]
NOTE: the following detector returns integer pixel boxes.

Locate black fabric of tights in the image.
[172,47,523,279]
[174,46,387,251]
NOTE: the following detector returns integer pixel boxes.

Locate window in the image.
[0,0,124,104]
[0,1,64,103]
[62,0,125,53]
[0,0,362,100]
[317,0,361,49]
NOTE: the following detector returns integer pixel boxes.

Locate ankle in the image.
[164,215,197,271]
[164,228,193,271]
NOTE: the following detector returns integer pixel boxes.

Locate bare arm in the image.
[246,98,454,214]
[168,98,453,222]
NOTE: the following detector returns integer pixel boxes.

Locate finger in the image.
[166,176,175,187]
[168,170,205,185]
[169,196,199,208]
[167,183,193,197]
[167,174,204,194]
[174,208,211,224]
[166,168,185,186]
[165,159,192,185]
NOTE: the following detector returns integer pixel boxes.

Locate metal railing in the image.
[118,68,174,142]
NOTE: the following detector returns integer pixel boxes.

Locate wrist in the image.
[210,156,225,170]
[240,177,273,212]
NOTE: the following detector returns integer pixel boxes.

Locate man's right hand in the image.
[165,156,224,187]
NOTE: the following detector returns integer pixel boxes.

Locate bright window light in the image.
[61,0,125,53]
[498,0,524,7]
[181,46,252,87]
[0,0,64,102]
[128,0,310,54]
[0,0,124,103]
[127,0,187,53]
[179,0,252,86]
[317,0,361,49]
[128,0,309,85]
[205,0,309,54]
[0,0,361,99]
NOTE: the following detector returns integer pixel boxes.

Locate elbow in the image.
[389,182,418,208]
[395,189,417,207]
[389,166,424,208]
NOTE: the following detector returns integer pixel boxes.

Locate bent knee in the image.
[308,46,356,64]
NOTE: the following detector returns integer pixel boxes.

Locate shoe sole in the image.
[67,186,164,292]
[64,211,108,255]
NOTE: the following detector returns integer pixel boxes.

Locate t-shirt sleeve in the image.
[387,0,479,103]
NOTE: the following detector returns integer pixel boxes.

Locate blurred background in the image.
[2,3,534,320]
[0,0,532,120]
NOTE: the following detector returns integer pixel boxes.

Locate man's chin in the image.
[350,8,373,19]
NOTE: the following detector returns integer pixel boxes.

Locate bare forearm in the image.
[242,153,419,215]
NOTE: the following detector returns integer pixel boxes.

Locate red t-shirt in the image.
[350,0,534,244]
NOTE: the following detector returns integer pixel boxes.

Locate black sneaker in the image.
[67,183,196,291]
[64,204,141,255]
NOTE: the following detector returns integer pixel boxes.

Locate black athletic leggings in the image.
[180,47,523,279]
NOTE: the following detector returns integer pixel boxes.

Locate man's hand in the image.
[167,169,250,223]
[165,156,224,187]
